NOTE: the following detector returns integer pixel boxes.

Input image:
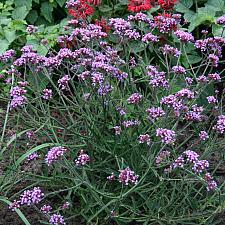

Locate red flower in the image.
[158,0,177,10]
[68,1,94,19]
[95,18,111,33]
[86,0,102,5]
[128,0,152,13]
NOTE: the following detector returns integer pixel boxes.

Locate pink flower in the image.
[156,128,176,144]
[75,150,90,166]
[119,167,139,185]
[127,93,143,104]
[138,134,151,145]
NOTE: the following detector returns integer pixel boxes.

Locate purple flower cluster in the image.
[45,146,68,165]
[172,66,186,74]
[127,93,143,104]
[49,214,66,225]
[171,150,217,191]
[199,131,209,141]
[119,167,139,185]
[9,187,44,211]
[142,33,159,43]
[113,126,122,135]
[217,15,225,25]
[26,25,38,34]
[147,65,169,88]
[42,89,53,100]
[146,107,165,121]
[160,44,181,57]
[75,150,90,166]
[122,120,140,128]
[10,86,27,109]
[69,24,107,42]
[27,152,39,161]
[174,30,194,42]
[41,205,52,214]
[195,37,225,57]
[139,134,151,145]
[109,18,140,40]
[213,115,225,134]
[0,49,15,62]
[156,128,176,144]
[58,75,71,90]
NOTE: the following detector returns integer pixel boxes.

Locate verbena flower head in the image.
[58,75,71,90]
[199,131,209,141]
[183,150,199,163]
[113,126,122,135]
[45,146,68,165]
[41,205,52,214]
[139,134,151,145]
[146,107,165,120]
[42,89,53,100]
[127,93,143,104]
[9,200,21,211]
[172,65,186,74]
[49,214,66,225]
[174,30,194,42]
[154,13,179,33]
[26,25,38,34]
[75,150,90,166]
[213,115,225,134]
[27,152,39,161]
[192,160,209,173]
[20,187,44,206]
[216,15,225,25]
[207,96,217,104]
[156,128,176,144]
[119,167,139,185]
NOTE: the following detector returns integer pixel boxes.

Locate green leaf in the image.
[12,6,29,20]
[0,197,31,225]
[188,6,216,31]
[119,0,128,4]
[33,0,40,3]
[56,0,66,7]
[41,2,54,23]
[183,10,195,22]
[187,55,202,64]
[0,39,9,54]
[4,29,16,43]
[10,20,27,31]
[128,41,145,53]
[0,18,11,25]
[98,5,112,13]
[205,0,224,11]
[26,38,48,55]
[26,10,38,24]
[14,0,32,10]
[175,0,193,12]
[15,143,55,167]
[212,24,225,37]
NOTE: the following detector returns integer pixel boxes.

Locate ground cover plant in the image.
[0,0,225,224]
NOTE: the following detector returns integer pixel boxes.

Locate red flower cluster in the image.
[158,0,177,10]
[67,0,102,20]
[95,18,111,33]
[87,0,102,5]
[68,2,94,19]
[128,0,152,13]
